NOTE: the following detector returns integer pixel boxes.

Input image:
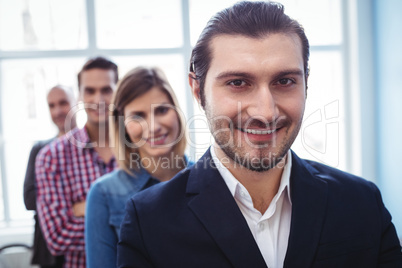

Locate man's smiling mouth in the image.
[239,128,278,135]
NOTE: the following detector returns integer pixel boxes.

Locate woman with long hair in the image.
[85,66,192,267]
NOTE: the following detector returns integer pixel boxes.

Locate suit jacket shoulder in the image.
[284,152,402,267]
[300,156,380,204]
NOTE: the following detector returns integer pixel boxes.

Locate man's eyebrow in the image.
[215,71,256,81]
[272,69,304,81]
[215,69,304,81]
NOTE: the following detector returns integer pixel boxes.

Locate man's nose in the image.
[246,86,278,122]
[54,105,64,116]
[93,91,105,104]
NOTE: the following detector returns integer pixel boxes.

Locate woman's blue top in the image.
[85,158,193,268]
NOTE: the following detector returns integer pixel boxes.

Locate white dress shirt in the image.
[211,146,292,268]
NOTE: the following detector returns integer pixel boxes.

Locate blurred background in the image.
[0,0,401,246]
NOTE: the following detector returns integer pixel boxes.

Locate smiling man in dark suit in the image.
[117,2,402,267]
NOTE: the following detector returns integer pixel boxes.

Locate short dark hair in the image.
[189,1,310,106]
[77,56,119,89]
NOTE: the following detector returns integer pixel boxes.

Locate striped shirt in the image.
[35,127,116,268]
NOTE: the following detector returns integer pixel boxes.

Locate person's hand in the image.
[72,201,86,217]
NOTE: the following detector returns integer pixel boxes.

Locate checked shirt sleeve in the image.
[35,144,85,255]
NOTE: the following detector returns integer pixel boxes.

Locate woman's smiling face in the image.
[124,86,180,159]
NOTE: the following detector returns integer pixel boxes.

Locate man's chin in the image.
[219,144,284,168]
[232,154,284,172]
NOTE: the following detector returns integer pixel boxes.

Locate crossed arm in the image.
[35,147,86,255]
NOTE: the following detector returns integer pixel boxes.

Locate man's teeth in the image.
[243,128,276,134]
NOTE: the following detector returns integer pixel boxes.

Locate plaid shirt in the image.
[36,127,117,268]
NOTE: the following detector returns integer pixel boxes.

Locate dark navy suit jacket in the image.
[117,150,402,268]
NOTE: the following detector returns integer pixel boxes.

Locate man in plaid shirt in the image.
[35,57,119,268]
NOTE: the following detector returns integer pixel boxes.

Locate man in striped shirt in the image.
[36,57,118,268]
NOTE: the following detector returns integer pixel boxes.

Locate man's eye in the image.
[60,100,69,106]
[102,87,113,94]
[277,78,294,86]
[85,89,95,94]
[228,80,246,87]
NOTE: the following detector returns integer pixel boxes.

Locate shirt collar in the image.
[210,145,292,205]
[64,127,93,149]
[81,127,96,149]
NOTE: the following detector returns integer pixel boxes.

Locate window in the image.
[0,0,357,229]
[96,0,183,49]
[0,0,87,50]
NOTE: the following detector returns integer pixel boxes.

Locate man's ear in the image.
[189,72,202,106]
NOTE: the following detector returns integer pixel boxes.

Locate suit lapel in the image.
[186,150,267,268]
[284,151,328,267]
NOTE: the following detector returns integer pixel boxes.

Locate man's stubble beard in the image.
[204,100,302,172]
